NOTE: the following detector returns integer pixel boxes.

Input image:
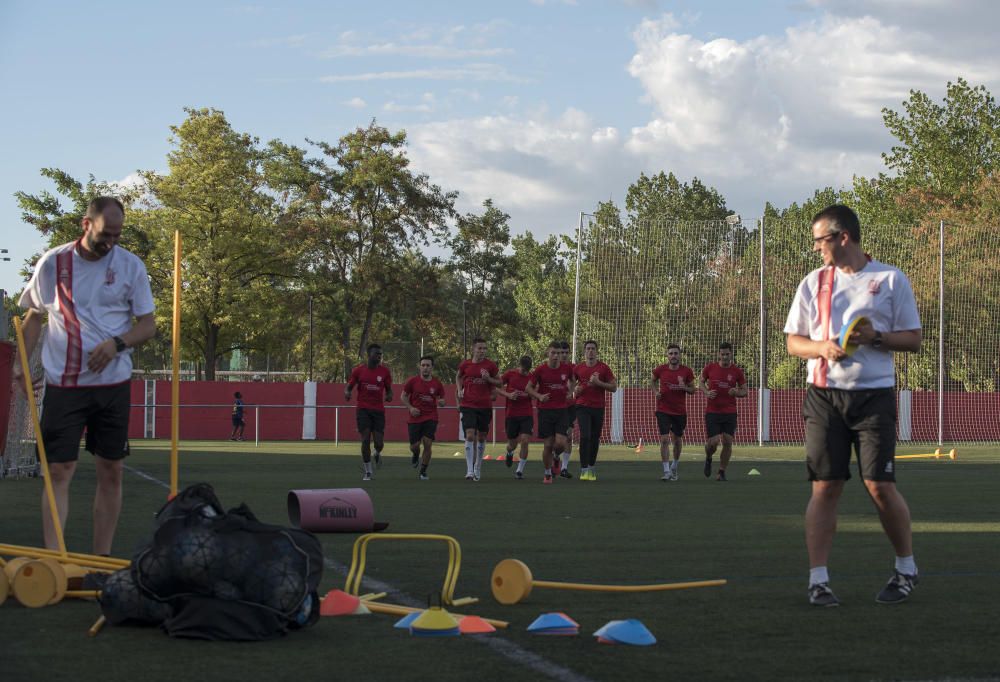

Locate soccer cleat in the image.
[419,472,429,481]
[362,472,372,481]
[808,582,840,607]
[559,469,572,479]
[704,455,712,478]
[505,452,514,467]
[671,469,679,482]
[473,471,481,482]
[229,437,236,441]
[661,473,671,481]
[543,474,553,484]
[411,451,419,467]
[876,571,918,604]
[374,451,382,469]
[465,474,474,481]
[716,470,727,482]
[515,471,524,480]
[236,437,244,441]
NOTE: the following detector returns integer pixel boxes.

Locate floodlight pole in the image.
[938,220,944,446]
[308,295,314,383]
[571,212,584,362]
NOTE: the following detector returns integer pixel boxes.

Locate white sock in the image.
[672,460,679,473]
[566,443,573,456]
[662,461,671,473]
[475,441,485,473]
[544,467,552,476]
[809,566,829,586]
[516,459,526,474]
[560,451,570,467]
[895,555,917,576]
[464,441,475,475]
[364,461,373,474]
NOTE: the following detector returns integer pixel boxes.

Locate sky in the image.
[2,0,999,295]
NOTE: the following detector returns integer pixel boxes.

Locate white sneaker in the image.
[661,473,671,481]
[362,472,372,481]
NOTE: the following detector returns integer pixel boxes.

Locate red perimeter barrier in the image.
[123,380,1000,443]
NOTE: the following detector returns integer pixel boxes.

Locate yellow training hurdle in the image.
[345,533,477,607]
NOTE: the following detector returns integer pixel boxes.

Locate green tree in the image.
[267,121,456,379]
[447,199,516,351]
[142,108,296,380]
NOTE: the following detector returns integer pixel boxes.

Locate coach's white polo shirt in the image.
[784,259,920,390]
[20,241,155,387]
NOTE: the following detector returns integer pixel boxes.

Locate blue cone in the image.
[527,612,579,634]
[394,612,421,630]
[601,619,656,646]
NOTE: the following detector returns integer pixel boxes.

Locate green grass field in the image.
[2,440,999,681]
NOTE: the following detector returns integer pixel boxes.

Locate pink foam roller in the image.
[287,488,387,533]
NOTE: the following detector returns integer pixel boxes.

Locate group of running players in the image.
[344,337,748,484]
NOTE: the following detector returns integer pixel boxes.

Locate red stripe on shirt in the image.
[56,246,83,386]
[813,266,834,388]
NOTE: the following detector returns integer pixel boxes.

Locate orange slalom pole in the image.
[170,230,181,498]
[13,317,68,558]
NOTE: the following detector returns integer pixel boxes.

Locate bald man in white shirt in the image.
[14,197,156,555]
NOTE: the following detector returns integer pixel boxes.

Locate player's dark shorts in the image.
[356,408,386,434]
[656,412,687,437]
[461,407,492,434]
[803,385,897,482]
[538,408,569,438]
[705,412,737,437]
[566,404,577,426]
[40,382,131,463]
[231,414,245,427]
[408,420,438,443]
[505,415,533,440]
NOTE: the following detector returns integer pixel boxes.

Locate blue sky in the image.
[2,1,998,295]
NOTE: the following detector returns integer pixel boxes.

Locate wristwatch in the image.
[113,336,127,353]
[872,331,883,349]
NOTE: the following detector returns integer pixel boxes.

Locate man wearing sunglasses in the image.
[785,205,922,608]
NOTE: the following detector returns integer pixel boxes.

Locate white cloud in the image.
[406,6,1000,234]
[319,64,524,83]
[345,97,367,108]
[321,43,509,59]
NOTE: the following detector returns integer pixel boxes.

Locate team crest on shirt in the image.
[868,279,881,294]
[59,267,70,281]
[561,374,566,380]
[105,268,116,285]
[377,376,383,383]
[429,387,435,394]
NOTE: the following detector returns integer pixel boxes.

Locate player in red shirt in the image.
[651,343,697,481]
[456,337,502,481]
[496,355,534,480]
[699,342,747,481]
[573,340,617,481]
[401,356,447,481]
[526,342,572,485]
[344,344,393,481]
[557,340,576,477]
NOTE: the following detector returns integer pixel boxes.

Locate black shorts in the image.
[40,382,131,463]
[566,404,577,426]
[408,420,438,444]
[505,416,533,440]
[356,408,386,434]
[705,412,737,437]
[537,408,569,439]
[231,415,245,427]
[803,386,897,482]
[461,407,492,434]
[656,412,687,437]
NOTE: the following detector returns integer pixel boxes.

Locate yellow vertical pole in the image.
[12,317,68,558]
[170,230,181,498]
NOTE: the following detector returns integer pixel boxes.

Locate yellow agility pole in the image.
[0,543,129,570]
[13,316,68,559]
[491,558,727,605]
[170,229,181,499]
[897,448,957,460]
[88,615,107,637]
